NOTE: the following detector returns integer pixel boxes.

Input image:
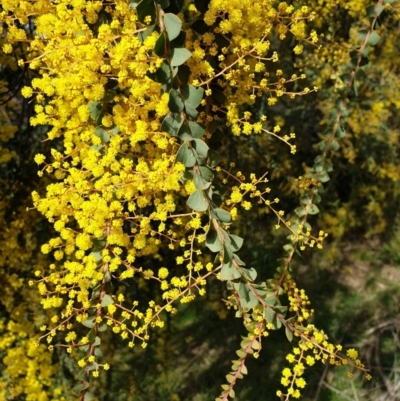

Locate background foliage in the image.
[0,0,399,400]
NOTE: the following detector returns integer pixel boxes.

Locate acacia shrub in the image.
[0,0,398,400]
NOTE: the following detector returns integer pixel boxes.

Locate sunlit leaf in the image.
[187,189,208,211]
[170,48,192,67]
[164,13,182,41]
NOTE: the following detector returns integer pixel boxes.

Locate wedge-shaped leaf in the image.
[318,171,330,183]
[192,138,209,158]
[212,192,223,207]
[164,13,182,41]
[199,165,214,181]
[208,149,221,168]
[187,189,208,211]
[313,193,321,204]
[79,344,90,353]
[110,126,119,135]
[318,140,327,151]
[177,64,190,86]
[240,267,257,282]
[104,270,112,282]
[137,0,156,24]
[77,369,88,381]
[207,186,214,198]
[264,306,275,325]
[177,123,192,141]
[313,163,323,173]
[265,295,278,306]
[275,306,288,317]
[90,284,101,301]
[182,85,204,108]
[94,127,110,143]
[308,204,319,215]
[223,243,234,263]
[221,262,242,281]
[72,382,89,395]
[235,282,258,309]
[184,102,198,118]
[234,255,245,266]
[367,4,384,17]
[170,48,192,67]
[229,234,243,251]
[88,101,102,120]
[82,316,96,328]
[236,349,245,358]
[283,244,294,253]
[86,362,97,371]
[84,392,94,401]
[88,327,96,342]
[146,61,171,84]
[301,195,310,205]
[357,29,368,42]
[274,316,283,329]
[168,89,184,112]
[162,112,183,136]
[94,347,103,357]
[93,336,101,346]
[294,207,306,217]
[188,121,205,138]
[214,208,231,223]
[330,139,340,151]
[221,229,231,246]
[234,281,247,300]
[285,325,293,342]
[194,171,211,190]
[235,254,246,266]
[253,283,267,297]
[205,229,223,252]
[244,291,259,309]
[90,251,102,263]
[176,144,196,167]
[98,322,108,332]
[138,24,155,42]
[101,294,114,307]
[336,125,346,139]
[154,31,167,57]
